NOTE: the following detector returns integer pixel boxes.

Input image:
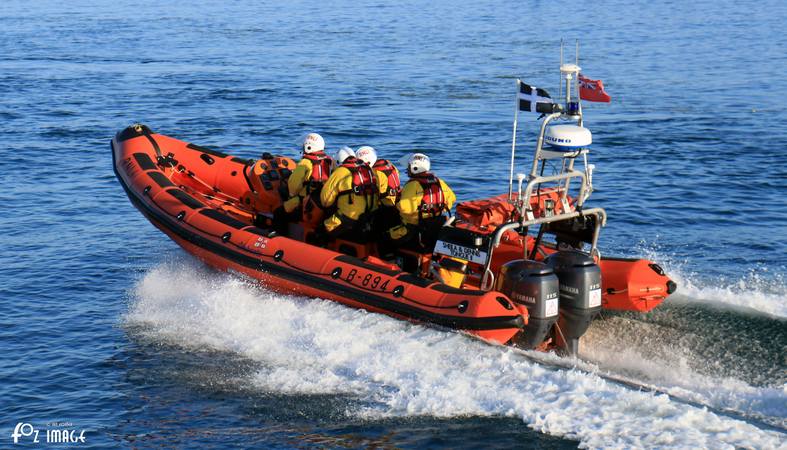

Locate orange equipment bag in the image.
[455,194,518,231]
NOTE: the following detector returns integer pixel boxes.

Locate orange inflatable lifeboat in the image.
[112,125,527,344]
[112,120,675,355]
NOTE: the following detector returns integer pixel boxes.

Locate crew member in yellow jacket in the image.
[356,146,402,232]
[320,147,380,239]
[273,132,333,233]
[388,153,456,248]
[355,146,401,207]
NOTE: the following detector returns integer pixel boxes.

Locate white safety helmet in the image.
[302,132,325,154]
[407,153,431,175]
[356,146,377,166]
[334,146,356,165]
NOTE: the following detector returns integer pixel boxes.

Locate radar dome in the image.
[544,124,592,150]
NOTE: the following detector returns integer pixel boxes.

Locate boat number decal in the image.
[433,240,487,264]
[344,269,390,292]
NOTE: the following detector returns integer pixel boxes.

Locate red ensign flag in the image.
[578,74,611,103]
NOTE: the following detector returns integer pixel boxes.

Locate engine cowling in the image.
[545,250,602,356]
[496,260,559,349]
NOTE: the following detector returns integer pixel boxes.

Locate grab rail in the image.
[517,170,588,219]
[479,207,607,291]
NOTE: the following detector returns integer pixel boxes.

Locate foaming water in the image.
[672,271,787,319]
[636,244,787,319]
[581,315,787,429]
[578,246,787,428]
[126,259,785,448]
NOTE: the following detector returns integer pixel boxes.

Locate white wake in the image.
[125,258,786,449]
[639,245,787,319]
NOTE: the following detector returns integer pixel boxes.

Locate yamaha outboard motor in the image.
[496,260,560,349]
[544,250,602,357]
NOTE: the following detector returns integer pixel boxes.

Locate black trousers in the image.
[390,216,447,252]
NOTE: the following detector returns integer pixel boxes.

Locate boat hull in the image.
[112,126,527,344]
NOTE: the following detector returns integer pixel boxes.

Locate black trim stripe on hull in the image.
[133,153,157,171]
[112,141,524,332]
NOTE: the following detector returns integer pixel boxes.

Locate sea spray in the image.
[126,259,786,448]
[636,242,787,318]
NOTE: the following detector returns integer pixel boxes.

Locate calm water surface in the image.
[1,0,786,448]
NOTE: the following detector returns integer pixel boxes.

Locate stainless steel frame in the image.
[479,208,607,291]
[483,64,606,291]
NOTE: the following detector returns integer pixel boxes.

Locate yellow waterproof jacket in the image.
[396,175,456,226]
[320,164,379,222]
[284,152,331,212]
[287,158,313,199]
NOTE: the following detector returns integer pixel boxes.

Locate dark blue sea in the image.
[2,0,786,448]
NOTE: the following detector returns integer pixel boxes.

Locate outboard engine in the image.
[496,260,560,349]
[544,250,602,357]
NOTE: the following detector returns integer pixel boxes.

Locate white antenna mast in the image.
[576,39,582,125]
[559,39,564,101]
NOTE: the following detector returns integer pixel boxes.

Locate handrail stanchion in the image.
[478,208,607,291]
[529,112,562,178]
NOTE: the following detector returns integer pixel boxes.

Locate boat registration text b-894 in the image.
[343,268,392,293]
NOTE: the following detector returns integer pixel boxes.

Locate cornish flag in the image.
[518,80,558,113]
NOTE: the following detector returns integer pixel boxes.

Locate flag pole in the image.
[508,79,520,201]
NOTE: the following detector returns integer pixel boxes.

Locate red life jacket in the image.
[337,157,378,210]
[303,152,332,194]
[372,159,401,197]
[412,172,447,219]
